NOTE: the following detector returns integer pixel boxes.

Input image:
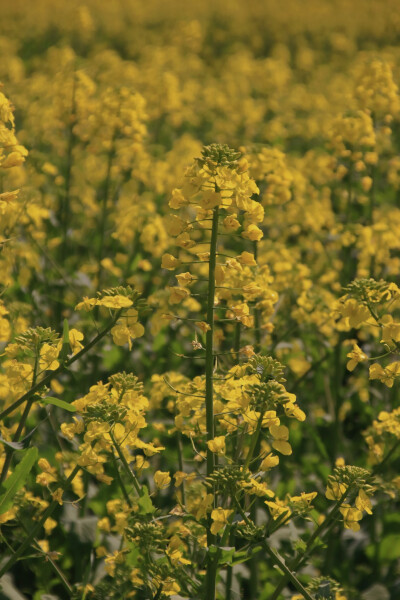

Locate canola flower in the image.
[0,2,400,599]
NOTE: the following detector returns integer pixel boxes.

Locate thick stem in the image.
[205,206,219,600]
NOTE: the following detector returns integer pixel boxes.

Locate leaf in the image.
[40,397,76,412]
[137,485,156,514]
[0,447,38,515]
[218,546,235,565]
[230,550,252,566]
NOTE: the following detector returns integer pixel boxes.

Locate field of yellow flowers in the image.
[1,1,400,599]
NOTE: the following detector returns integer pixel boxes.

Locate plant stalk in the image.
[205,206,219,600]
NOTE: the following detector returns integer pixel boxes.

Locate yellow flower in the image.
[207,436,226,455]
[176,272,196,286]
[200,190,222,209]
[154,470,171,489]
[164,214,186,236]
[260,453,280,470]
[265,499,291,519]
[380,315,400,346]
[241,224,263,241]
[44,517,58,534]
[369,361,400,388]
[169,287,190,304]
[339,504,363,531]
[97,295,133,309]
[162,253,181,270]
[355,489,373,514]
[39,344,60,371]
[289,491,317,510]
[270,424,292,455]
[237,251,257,266]
[52,488,64,505]
[325,482,347,500]
[284,402,306,421]
[169,188,188,209]
[75,296,98,311]
[346,343,368,371]
[195,321,211,333]
[68,328,84,354]
[210,508,234,534]
[339,299,370,328]
[223,214,240,231]
[111,322,144,350]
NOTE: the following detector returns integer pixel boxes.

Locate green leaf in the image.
[0,446,38,515]
[137,485,156,514]
[40,397,76,412]
[218,546,235,565]
[230,549,251,566]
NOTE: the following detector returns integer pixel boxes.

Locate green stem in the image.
[110,431,141,495]
[261,542,314,600]
[205,206,219,600]
[243,412,263,471]
[0,465,81,578]
[253,240,261,353]
[177,430,186,507]
[233,322,241,358]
